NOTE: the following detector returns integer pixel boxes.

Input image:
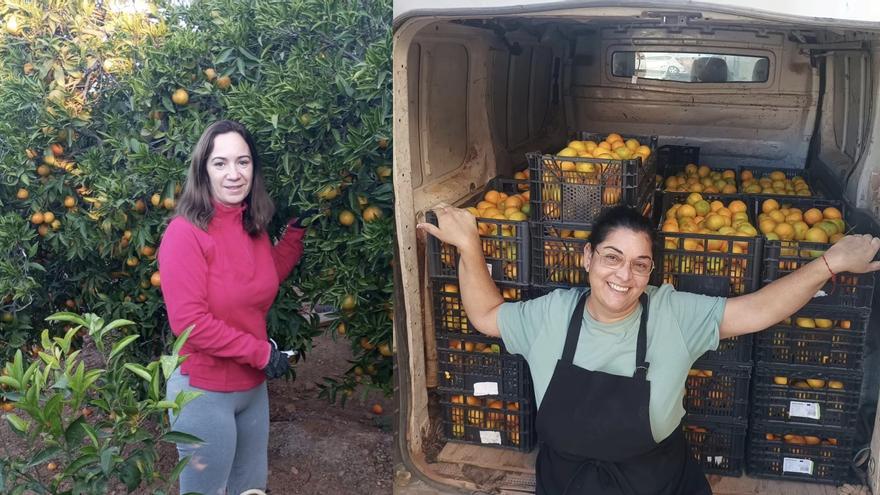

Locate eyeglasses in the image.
[594,250,654,277]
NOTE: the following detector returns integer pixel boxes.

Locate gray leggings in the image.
[167,369,269,495]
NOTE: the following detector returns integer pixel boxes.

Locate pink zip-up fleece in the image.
[158,201,304,392]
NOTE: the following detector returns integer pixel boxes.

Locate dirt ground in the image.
[0,332,393,495]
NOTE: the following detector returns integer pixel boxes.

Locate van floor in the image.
[434,443,848,494]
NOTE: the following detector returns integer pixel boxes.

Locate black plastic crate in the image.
[527,133,657,224]
[655,193,762,297]
[738,165,815,196]
[753,308,870,370]
[751,364,861,430]
[655,144,700,178]
[685,363,752,421]
[529,222,592,287]
[432,280,528,335]
[683,420,747,476]
[436,331,531,401]
[747,423,854,484]
[696,334,753,364]
[425,184,530,286]
[440,395,537,452]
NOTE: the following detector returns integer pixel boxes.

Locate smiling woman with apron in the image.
[416,203,880,495]
[534,292,709,495]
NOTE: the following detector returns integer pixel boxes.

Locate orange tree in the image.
[0,0,393,399]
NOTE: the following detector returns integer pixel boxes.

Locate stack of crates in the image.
[426,178,537,452]
[747,196,875,484]
[654,183,761,476]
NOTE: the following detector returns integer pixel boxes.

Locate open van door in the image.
[392,2,880,493]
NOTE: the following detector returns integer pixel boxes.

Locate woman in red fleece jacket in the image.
[158,120,305,495]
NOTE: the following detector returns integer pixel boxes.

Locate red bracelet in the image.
[821,254,838,295]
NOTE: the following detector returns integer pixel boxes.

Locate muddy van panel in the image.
[393,3,880,493]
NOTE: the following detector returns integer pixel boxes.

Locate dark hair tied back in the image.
[587,206,656,247]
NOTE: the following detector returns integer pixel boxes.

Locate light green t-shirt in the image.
[498,284,726,442]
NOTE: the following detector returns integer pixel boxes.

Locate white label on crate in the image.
[789,401,821,420]
[486,263,493,276]
[631,75,638,84]
[473,382,499,396]
[783,457,814,475]
[480,431,502,444]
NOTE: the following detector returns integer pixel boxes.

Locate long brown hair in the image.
[175,120,275,236]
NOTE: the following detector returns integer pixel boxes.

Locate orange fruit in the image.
[171,88,189,105]
[141,246,156,257]
[676,204,697,219]
[150,271,161,287]
[371,404,384,415]
[728,200,747,214]
[339,210,356,226]
[15,188,29,200]
[804,227,829,243]
[759,219,777,235]
[216,75,232,90]
[773,223,795,241]
[363,206,383,222]
[63,196,76,208]
[803,208,823,225]
[484,190,501,204]
[30,212,45,225]
[762,199,780,213]
[823,207,842,220]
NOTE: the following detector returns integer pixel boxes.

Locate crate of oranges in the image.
[527,132,657,224]
[440,395,537,452]
[757,197,875,310]
[426,177,530,285]
[750,364,861,430]
[753,307,870,371]
[739,166,814,196]
[432,281,527,335]
[530,222,592,288]
[436,331,532,401]
[683,420,747,475]
[655,192,762,297]
[685,363,752,421]
[747,423,852,484]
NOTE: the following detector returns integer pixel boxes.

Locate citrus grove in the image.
[0,0,393,408]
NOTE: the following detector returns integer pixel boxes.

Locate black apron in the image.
[535,292,711,495]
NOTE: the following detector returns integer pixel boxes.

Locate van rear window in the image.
[611,51,770,83]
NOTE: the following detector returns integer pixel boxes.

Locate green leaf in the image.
[45,312,87,327]
[0,376,21,390]
[169,456,190,482]
[162,431,202,445]
[25,446,62,469]
[155,400,178,411]
[172,326,193,356]
[159,355,178,380]
[101,318,136,334]
[123,364,152,382]
[174,390,202,410]
[4,413,29,433]
[100,448,116,475]
[64,416,88,447]
[109,334,140,361]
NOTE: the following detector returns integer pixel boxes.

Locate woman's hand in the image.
[822,234,880,275]
[416,204,482,255]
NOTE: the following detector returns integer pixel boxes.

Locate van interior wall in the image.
[566,24,817,170]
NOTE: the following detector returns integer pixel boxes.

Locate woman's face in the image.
[583,227,653,321]
[206,132,254,207]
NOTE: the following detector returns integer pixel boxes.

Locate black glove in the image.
[263,345,290,379]
[290,209,318,228]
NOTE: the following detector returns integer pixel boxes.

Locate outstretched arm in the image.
[719,234,880,339]
[417,205,504,337]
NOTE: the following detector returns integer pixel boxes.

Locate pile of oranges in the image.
[757,198,844,244]
[740,169,812,196]
[663,164,737,194]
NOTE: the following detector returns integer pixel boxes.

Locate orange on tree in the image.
[216,75,232,89]
[171,88,189,105]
